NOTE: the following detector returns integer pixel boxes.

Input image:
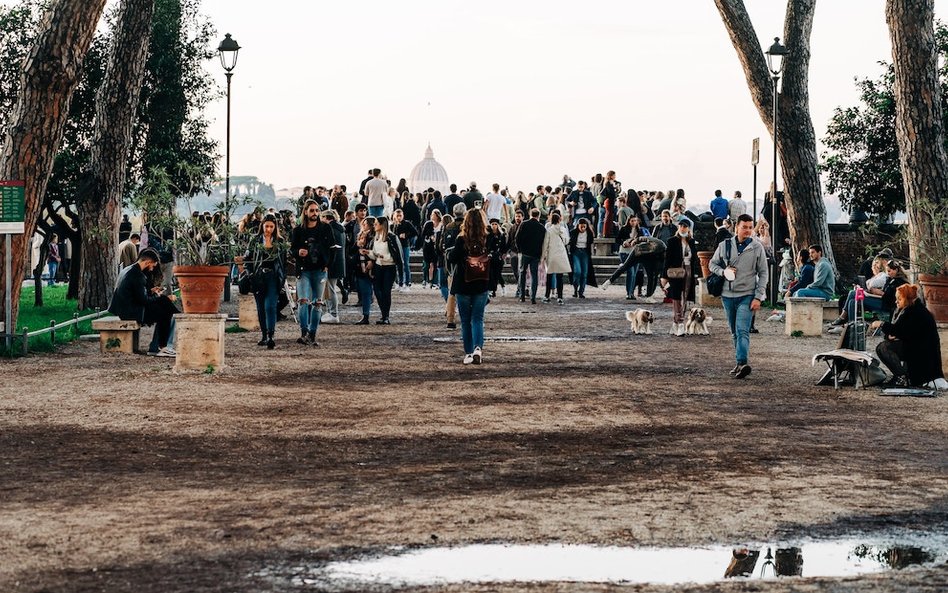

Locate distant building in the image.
[408,144,450,195]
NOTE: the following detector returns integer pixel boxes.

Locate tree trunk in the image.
[714,0,837,273]
[76,0,155,311]
[886,0,948,269]
[0,0,107,327]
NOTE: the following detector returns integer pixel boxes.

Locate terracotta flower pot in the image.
[173,265,229,314]
[697,251,714,279]
[919,273,948,323]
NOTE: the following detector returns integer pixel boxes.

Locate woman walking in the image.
[448,209,491,365]
[421,210,443,288]
[661,219,700,336]
[568,218,595,298]
[364,216,404,325]
[245,215,287,349]
[352,217,376,325]
[615,215,650,300]
[390,209,418,290]
[541,211,571,304]
[487,218,508,297]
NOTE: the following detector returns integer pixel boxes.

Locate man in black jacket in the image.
[443,184,463,216]
[516,208,546,304]
[463,181,484,211]
[320,209,347,322]
[108,249,179,357]
[291,199,332,344]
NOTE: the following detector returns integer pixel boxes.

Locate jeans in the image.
[254,276,279,335]
[357,276,374,317]
[597,207,607,235]
[373,265,397,319]
[297,269,327,334]
[325,277,340,316]
[518,255,540,299]
[619,253,638,297]
[47,261,58,286]
[456,292,489,354]
[509,253,520,290]
[369,205,384,218]
[439,266,449,301]
[722,294,755,365]
[844,294,885,320]
[400,245,412,285]
[545,273,563,299]
[794,287,831,300]
[572,251,590,294]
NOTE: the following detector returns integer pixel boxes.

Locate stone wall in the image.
[688,222,909,284]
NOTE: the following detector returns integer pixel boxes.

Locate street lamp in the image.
[765,36,789,306]
[217,33,240,217]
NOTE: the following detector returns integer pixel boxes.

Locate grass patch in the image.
[1,284,100,356]
[225,324,248,334]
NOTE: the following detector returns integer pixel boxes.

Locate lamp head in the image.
[765,37,789,76]
[218,33,241,72]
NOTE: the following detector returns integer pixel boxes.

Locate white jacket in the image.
[541,223,572,274]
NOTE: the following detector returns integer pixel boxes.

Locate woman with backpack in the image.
[447,209,491,365]
[244,215,287,349]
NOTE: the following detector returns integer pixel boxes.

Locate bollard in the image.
[73,312,80,337]
[21,328,28,356]
[49,319,56,345]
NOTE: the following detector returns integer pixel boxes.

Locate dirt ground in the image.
[0,284,946,593]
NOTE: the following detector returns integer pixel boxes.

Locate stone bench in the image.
[785,297,826,336]
[592,237,614,257]
[238,293,259,331]
[822,299,840,322]
[91,316,140,354]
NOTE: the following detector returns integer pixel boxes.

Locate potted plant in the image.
[131,163,256,314]
[913,198,948,323]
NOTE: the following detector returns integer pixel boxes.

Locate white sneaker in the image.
[601,280,611,291]
[473,347,482,364]
[642,296,657,304]
[668,323,677,335]
[501,286,507,297]
[155,346,176,358]
[322,314,338,323]
[422,281,428,288]
[675,323,685,337]
[462,354,474,365]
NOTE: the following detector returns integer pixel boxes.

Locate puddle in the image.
[433,336,588,343]
[259,536,948,589]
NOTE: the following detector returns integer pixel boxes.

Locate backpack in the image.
[464,241,490,283]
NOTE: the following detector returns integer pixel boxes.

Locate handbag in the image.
[706,239,733,297]
[465,252,491,282]
[666,267,686,280]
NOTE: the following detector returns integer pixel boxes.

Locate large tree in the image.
[75,0,156,310]
[714,0,836,271]
[886,0,948,274]
[0,0,107,328]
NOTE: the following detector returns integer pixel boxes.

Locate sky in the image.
[10,0,943,212]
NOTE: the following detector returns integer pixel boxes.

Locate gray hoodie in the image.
[708,236,770,301]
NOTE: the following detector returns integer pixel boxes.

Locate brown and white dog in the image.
[625,309,655,335]
[686,307,711,335]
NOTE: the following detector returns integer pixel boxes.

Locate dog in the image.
[685,307,712,335]
[625,309,655,335]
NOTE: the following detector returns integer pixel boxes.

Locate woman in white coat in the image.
[541,211,572,304]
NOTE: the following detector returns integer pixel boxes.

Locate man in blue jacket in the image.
[710,189,729,221]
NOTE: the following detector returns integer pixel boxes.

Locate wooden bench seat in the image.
[91,316,140,354]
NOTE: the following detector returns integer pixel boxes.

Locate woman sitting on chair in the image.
[829,259,908,330]
[869,284,944,387]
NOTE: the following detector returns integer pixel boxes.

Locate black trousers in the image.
[143,296,178,349]
[876,339,906,377]
[373,265,397,319]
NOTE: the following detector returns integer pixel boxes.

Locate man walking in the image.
[292,200,332,344]
[364,169,388,218]
[709,213,769,379]
[516,208,546,304]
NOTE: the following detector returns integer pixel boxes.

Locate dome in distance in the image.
[409,144,450,195]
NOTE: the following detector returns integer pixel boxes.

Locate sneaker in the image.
[642,296,657,304]
[354,316,370,325]
[257,338,267,346]
[307,332,316,343]
[830,316,847,326]
[462,354,475,365]
[542,297,550,303]
[266,338,275,350]
[557,298,563,305]
[601,280,611,290]
[729,365,741,376]
[297,335,309,345]
[422,281,428,288]
[827,326,844,335]
[531,298,537,304]
[472,347,482,364]
[749,327,760,334]
[155,346,176,358]
[734,364,752,379]
[146,350,158,356]
[447,322,457,329]
[675,323,685,337]
[322,314,338,324]
[578,294,586,299]
[501,286,507,297]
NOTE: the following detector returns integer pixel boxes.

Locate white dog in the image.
[686,307,712,335]
[625,309,655,335]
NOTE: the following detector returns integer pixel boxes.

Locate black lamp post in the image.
[217,33,240,218]
[765,36,788,306]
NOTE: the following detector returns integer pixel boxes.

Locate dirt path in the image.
[1,286,945,592]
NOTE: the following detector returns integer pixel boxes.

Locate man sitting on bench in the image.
[108,249,179,357]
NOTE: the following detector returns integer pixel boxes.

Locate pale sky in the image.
[13,1,946,210]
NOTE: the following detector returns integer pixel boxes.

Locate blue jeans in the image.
[456,292,488,354]
[400,245,412,285]
[439,266,449,301]
[619,253,639,297]
[297,269,327,334]
[597,207,607,235]
[369,205,384,218]
[844,294,885,319]
[254,276,279,335]
[357,276,374,317]
[47,261,58,286]
[722,294,755,365]
[794,287,831,300]
[572,251,590,294]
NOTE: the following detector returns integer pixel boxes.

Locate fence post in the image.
[21,327,28,356]
[49,319,56,345]
[73,312,80,338]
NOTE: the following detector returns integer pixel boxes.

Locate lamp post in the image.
[217,33,240,218]
[765,36,788,306]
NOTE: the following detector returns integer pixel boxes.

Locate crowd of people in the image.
[99,169,943,385]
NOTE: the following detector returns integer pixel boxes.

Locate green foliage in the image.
[0,1,43,132]
[204,364,215,374]
[820,23,948,220]
[225,324,248,333]
[105,337,122,350]
[913,198,948,275]
[790,330,804,338]
[0,285,98,356]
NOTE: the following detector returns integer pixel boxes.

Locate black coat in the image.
[402,200,422,231]
[662,235,700,302]
[516,218,546,259]
[880,300,944,386]
[108,264,161,323]
[367,232,405,280]
[447,235,490,295]
[326,221,347,279]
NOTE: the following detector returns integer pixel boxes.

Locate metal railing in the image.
[6,308,109,356]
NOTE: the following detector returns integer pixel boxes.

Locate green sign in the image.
[0,181,25,234]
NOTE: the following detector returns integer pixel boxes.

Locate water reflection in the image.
[292,538,947,588]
